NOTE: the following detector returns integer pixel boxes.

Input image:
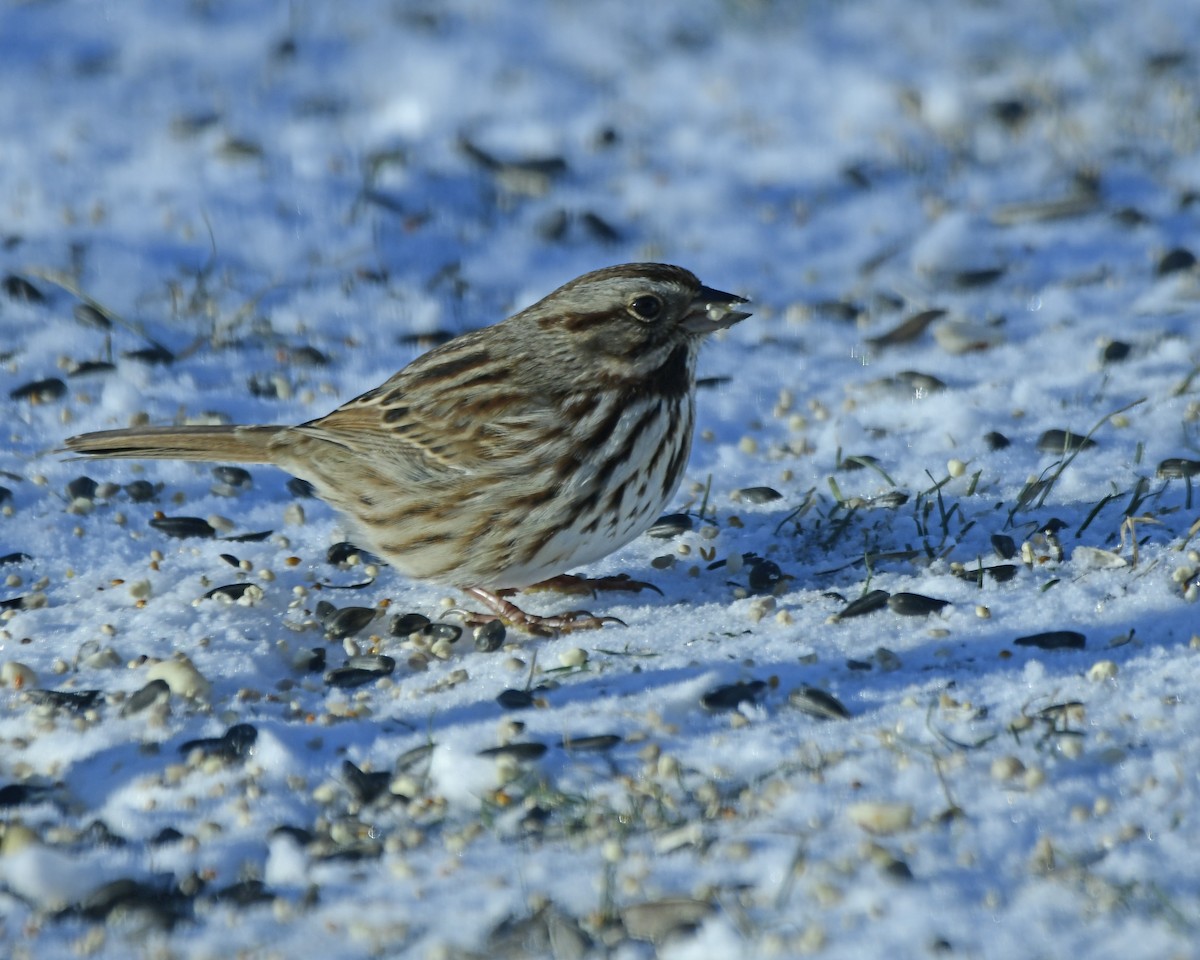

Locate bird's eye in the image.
[629,294,663,321]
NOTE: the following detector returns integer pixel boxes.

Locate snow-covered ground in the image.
[2,1,1199,956]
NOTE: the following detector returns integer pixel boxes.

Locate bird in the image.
[65,262,750,633]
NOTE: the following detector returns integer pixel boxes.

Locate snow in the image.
[2,0,1199,956]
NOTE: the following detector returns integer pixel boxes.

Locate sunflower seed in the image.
[1157,458,1200,479]
[474,618,506,652]
[179,722,258,761]
[344,655,394,674]
[212,465,252,488]
[560,733,622,752]
[1037,429,1096,453]
[324,666,385,688]
[121,679,171,716]
[700,679,767,711]
[731,486,783,504]
[887,592,950,616]
[477,742,548,760]
[1157,247,1196,275]
[496,689,535,710]
[124,480,158,502]
[390,612,431,636]
[9,377,66,402]
[894,370,947,394]
[991,534,1017,559]
[2,274,44,303]
[0,783,52,807]
[747,559,784,593]
[203,582,255,601]
[648,513,693,538]
[122,345,175,364]
[1014,630,1086,650]
[838,453,880,471]
[865,308,945,348]
[149,516,216,539]
[323,606,377,640]
[68,360,116,377]
[293,647,325,672]
[222,529,272,543]
[834,589,890,620]
[622,898,713,944]
[66,476,99,500]
[25,688,102,713]
[288,345,330,366]
[1100,340,1131,363]
[327,541,367,565]
[789,685,851,720]
[72,877,190,925]
[953,563,1018,584]
[341,760,391,804]
[425,622,463,643]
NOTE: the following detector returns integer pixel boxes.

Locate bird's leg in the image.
[461,587,625,636]
[523,573,663,598]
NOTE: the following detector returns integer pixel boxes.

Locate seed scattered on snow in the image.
[477,741,548,761]
[496,689,535,710]
[146,658,211,700]
[934,318,1004,354]
[991,755,1025,780]
[179,723,258,762]
[121,679,171,717]
[2,661,38,689]
[283,503,306,526]
[9,376,67,402]
[206,514,235,534]
[561,733,621,752]
[473,618,506,652]
[321,605,377,640]
[887,592,950,616]
[621,898,713,945]
[847,801,914,835]
[1156,458,1200,479]
[1058,737,1085,759]
[832,589,890,621]
[700,679,767,712]
[648,508,696,540]
[1036,429,1096,453]
[558,647,588,668]
[390,612,431,636]
[874,647,902,671]
[788,685,851,720]
[1014,630,1086,651]
[1073,546,1127,569]
[746,596,775,622]
[731,485,782,504]
[149,516,216,539]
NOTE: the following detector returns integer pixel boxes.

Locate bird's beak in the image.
[683,285,752,333]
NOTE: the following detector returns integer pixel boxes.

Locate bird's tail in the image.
[64,424,282,464]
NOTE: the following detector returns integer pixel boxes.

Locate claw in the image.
[461,587,626,636]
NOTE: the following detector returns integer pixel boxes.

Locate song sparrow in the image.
[65,263,751,632]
